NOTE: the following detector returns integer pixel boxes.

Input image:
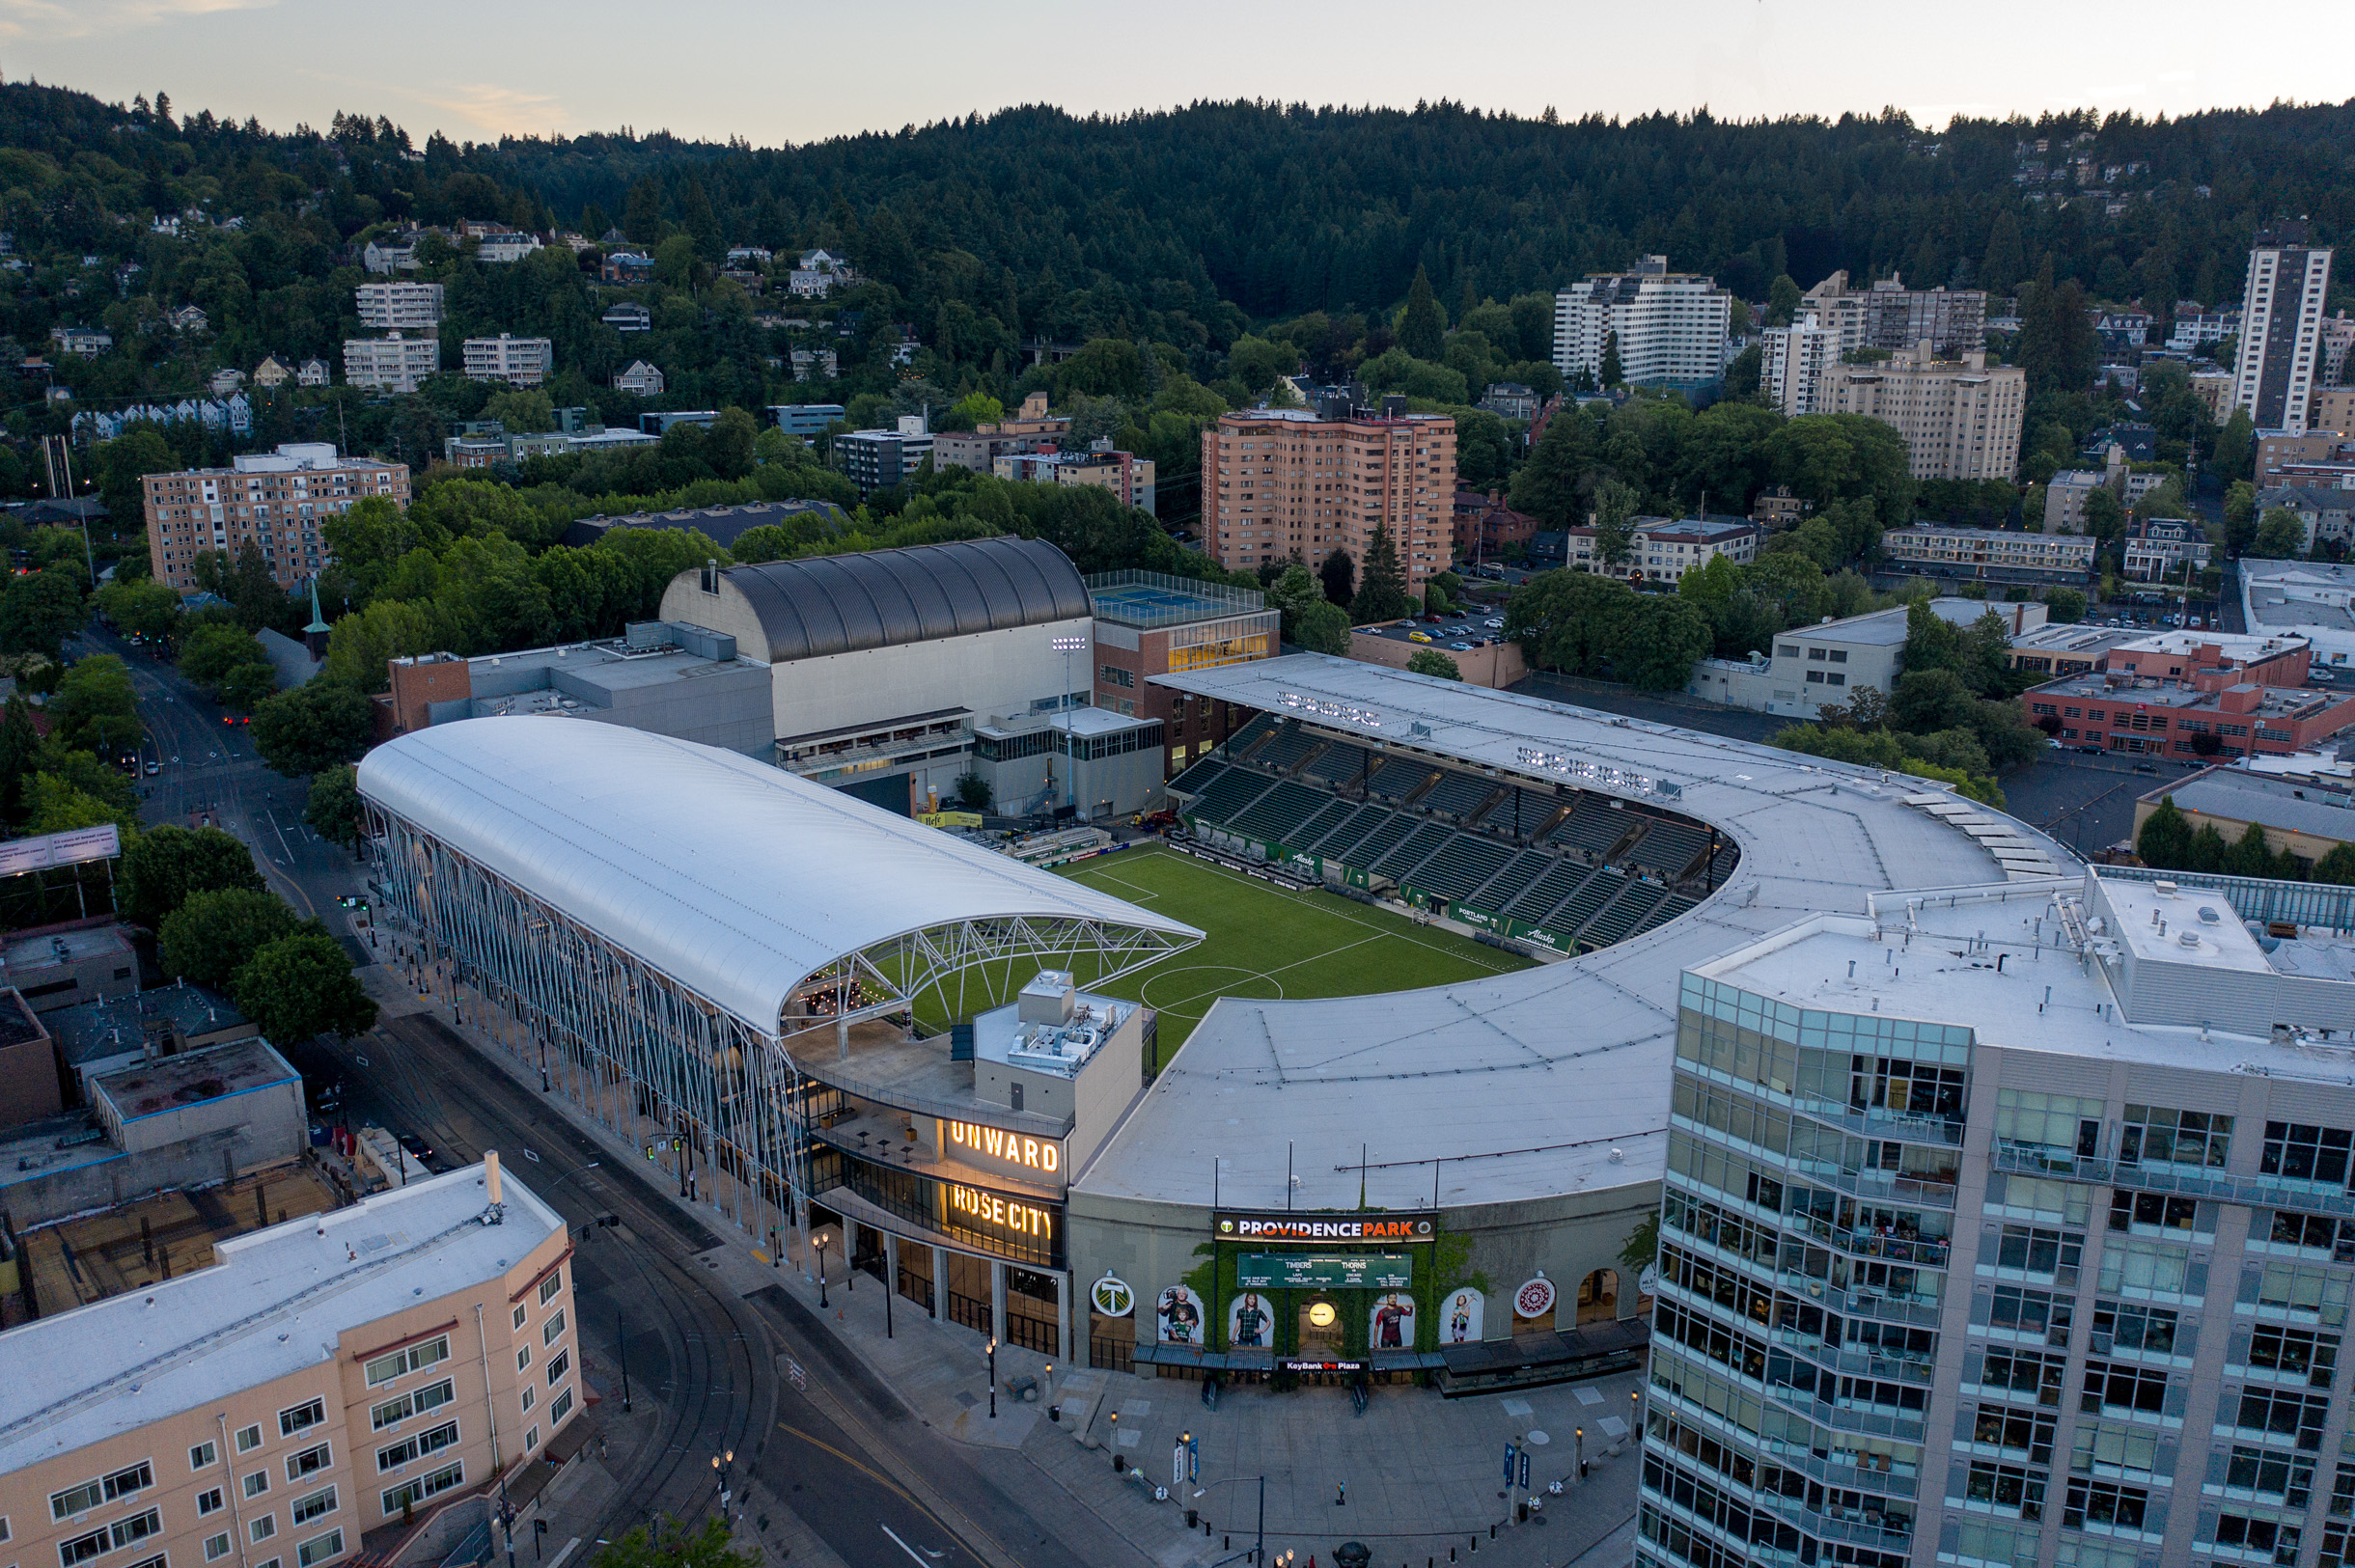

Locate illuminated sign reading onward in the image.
[946,1119,1063,1176]
[1515,747,1683,800]
[947,1183,1057,1241]
[1275,692,1388,729]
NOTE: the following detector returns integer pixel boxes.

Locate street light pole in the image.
[816,1232,830,1309]
[710,1449,734,1522]
[617,1311,631,1413]
[986,1335,998,1418]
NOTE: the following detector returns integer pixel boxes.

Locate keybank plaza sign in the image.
[1213,1211,1437,1244]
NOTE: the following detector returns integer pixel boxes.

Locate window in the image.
[243,1472,270,1500]
[1989,1285,2072,1341]
[545,1349,568,1387]
[236,1426,263,1454]
[2265,1209,2355,1262]
[2107,1191,2197,1233]
[370,1379,455,1431]
[2092,1302,2178,1356]
[279,1400,325,1440]
[2213,1514,2302,1566]
[515,1345,531,1373]
[2248,1324,2340,1387]
[524,1428,540,1454]
[375,1423,458,1473]
[291,1490,336,1527]
[1963,1460,2045,1518]
[511,1306,526,1332]
[284,1446,329,1483]
[550,1388,572,1424]
[295,1528,344,1568]
[541,1310,565,1347]
[1995,1090,2101,1158]
[251,1517,276,1544]
[2226,1446,2315,1506]
[190,1443,218,1472]
[196,1489,223,1517]
[2098,1236,2192,1296]
[2335,1462,2355,1519]
[2062,1479,2150,1531]
[207,1533,233,1561]
[380,1463,463,1519]
[2236,1386,2331,1449]
[521,1387,534,1416]
[2070,1423,2161,1479]
[363,1335,449,1389]
[1995,1224,2084,1280]
[2256,1260,2351,1323]
[49,1484,103,1523]
[2080,1360,2168,1416]
[1977,1346,2066,1404]
[1972,1407,2057,1463]
[2262,1121,2355,1187]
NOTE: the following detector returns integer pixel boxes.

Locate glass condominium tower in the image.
[1641,874,2355,1568]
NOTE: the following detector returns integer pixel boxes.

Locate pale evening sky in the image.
[2,0,2348,149]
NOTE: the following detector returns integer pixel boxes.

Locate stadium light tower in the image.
[1050,632,1088,818]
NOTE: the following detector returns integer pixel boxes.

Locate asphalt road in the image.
[86,623,369,951]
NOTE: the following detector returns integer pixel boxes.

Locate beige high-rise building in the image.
[1820,343,2027,481]
[342,332,440,394]
[0,1162,578,1568]
[1201,407,1456,595]
[2234,223,2335,434]
[353,282,445,333]
[144,442,409,591]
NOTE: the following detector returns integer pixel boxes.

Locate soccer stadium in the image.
[359,654,2075,1392]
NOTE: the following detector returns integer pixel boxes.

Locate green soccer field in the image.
[1052,844,1535,1062]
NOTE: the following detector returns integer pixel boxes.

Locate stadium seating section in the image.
[1165,716,1736,952]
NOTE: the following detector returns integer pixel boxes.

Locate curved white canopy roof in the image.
[358,717,1200,1030]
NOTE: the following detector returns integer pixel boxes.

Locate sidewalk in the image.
[360,948,1643,1568]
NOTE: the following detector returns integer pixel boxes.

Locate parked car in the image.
[1449,642,1472,650]
[1407,630,1433,643]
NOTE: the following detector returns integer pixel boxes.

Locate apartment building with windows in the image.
[1645,867,2355,1568]
[342,333,440,394]
[1553,257,1732,393]
[2235,225,2335,434]
[1763,314,1841,416]
[992,447,1156,514]
[1554,515,1761,584]
[1820,345,2027,482]
[1800,270,1989,356]
[1201,407,1456,596]
[1881,525,2094,584]
[143,443,410,592]
[2120,518,2214,583]
[838,416,935,499]
[0,1160,576,1568]
[460,336,552,388]
[2023,652,2355,760]
[352,283,445,333]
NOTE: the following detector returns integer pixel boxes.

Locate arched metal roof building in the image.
[713,536,1091,664]
[357,716,1199,1031]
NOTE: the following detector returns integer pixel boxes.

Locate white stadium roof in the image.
[1070,655,2080,1213]
[358,717,1200,1030]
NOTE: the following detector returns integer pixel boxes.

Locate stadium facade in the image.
[357,717,1202,1358]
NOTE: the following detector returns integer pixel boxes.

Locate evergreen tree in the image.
[1765,275,1803,327]
[2224,820,2277,879]
[1350,523,1412,622]
[1510,404,1598,526]
[2134,796,2193,868]
[1399,263,1447,361]
[2315,843,2355,885]
[1591,478,1639,567]
[1318,547,1357,609]
[1599,330,1624,389]
[1981,210,2026,296]
[0,694,40,824]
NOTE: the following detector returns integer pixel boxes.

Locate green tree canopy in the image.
[1398,263,1446,361]
[52,655,144,757]
[251,682,374,779]
[1350,523,1412,623]
[1406,647,1463,680]
[159,888,304,990]
[120,825,264,927]
[305,765,364,851]
[233,929,378,1044]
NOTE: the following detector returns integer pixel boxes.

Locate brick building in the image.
[143,443,410,592]
[1202,407,1456,596]
[1451,489,1538,564]
[2023,638,2355,759]
[1085,571,1276,778]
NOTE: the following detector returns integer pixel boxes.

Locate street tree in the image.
[52,655,144,757]
[159,888,303,990]
[251,681,374,778]
[120,825,264,926]
[305,765,364,851]
[233,929,378,1044]
[1350,523,1413,623]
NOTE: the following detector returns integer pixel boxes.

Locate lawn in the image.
[1054,844,1534,1062]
